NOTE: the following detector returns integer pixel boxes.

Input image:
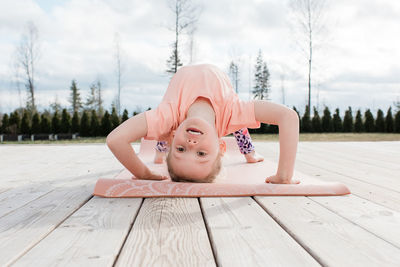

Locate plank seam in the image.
[8,194,94,266]
[112,197,144,267]
[252,196,326,267]
[307,196,400,250]
[297,159,400,194]
[198,198,219,267]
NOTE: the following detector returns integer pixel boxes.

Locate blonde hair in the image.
[166,152,222,183]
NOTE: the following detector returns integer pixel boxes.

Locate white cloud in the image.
[0,0,399,116]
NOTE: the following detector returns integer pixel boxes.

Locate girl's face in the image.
[169,117,222,181]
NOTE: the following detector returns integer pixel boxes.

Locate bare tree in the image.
[280,73,286,105]
[166,0,201,75]
[187,25,197,64]
[289,0,327,114]
[114,32,124,116]
[16,21,40,112]
[228,61,240,93]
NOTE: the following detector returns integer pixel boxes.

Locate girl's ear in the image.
[219,139,226,156]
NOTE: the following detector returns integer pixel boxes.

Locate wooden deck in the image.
[0,141,399,266]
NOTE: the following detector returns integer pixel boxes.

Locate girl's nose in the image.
[187,139,198,145]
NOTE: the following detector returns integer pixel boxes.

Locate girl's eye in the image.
[197,151,207,157]
[176,146,185,152]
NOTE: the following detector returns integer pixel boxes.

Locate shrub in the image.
[332,108,343,132]
[71,111,80,133]
[354,110,364,132]
[301,105,311,133]
[80,110,90,137]
[101,111,112,136]
[90,109,100,136]
[385,107,394,133]
[122,109,129,123]
[364,109,375,132]
[60,109,71,133]
[375,109,385,132]
[343,107,354,132]
[52,111,61,134]
[40,114,51,133]
[321,106,333,132]
[311,107,322,132]
[31,113,41,134]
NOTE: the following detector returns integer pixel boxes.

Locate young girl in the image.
[106,64,300,184]
[153,127,264,164]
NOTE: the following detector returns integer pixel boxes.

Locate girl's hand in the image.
[137,169,169,181]
[265,174,300,184]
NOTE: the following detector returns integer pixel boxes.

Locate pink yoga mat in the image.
[94,138,351,197]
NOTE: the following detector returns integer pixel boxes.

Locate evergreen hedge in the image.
[1,106,399,137]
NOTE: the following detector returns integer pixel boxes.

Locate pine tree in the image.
[95,80,104,116]
[111,107,120,130]
[1,114,10,134]
[301,105,311,132]
[85,83,97,111]
[31,112,41,134]
[354,110,364,132]
[51,111,61,134]
[343,107,354,132]
[69,80,83,114]
[71,111,80,133]
[375,109,385,132]
[385,107,394,133]
[122,109,129,122]
[332,108,343,132]
[9,111,21,134]
[321,106,333,132]
[20,110,31,134]
[395,110,400,133]
[60,108,71,133]
[364,109,375,132]
[101,111,112,136]
[252,50,270,100]
[40,114,51,133]
[311,107,322,132]
[80,110,90,137]
[90,109,100,136]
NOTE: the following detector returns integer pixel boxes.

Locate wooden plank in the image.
[309,194,400,248]
[302,142,400,170]
[13,197,142,266]
[295,147,400,192]
[255,196,400,267]
[115,198,216,267]
[254,142,400,192]
[255,142,400,212]
[0,169,118,219]
[298,143,399,173]
[200,197,320,267]
[0,182,93,266]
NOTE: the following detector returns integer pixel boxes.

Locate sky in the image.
[0,0,399,116]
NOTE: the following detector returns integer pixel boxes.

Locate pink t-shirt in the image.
[145,64,260,140]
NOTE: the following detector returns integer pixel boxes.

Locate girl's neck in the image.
[186,97,216,127]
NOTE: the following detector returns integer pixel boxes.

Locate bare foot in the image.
[244,150,264,163]
[154,151,166,164]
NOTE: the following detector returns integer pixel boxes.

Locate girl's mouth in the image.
[186,128,203,135]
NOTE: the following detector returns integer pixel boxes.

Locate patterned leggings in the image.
[156,128,255,154]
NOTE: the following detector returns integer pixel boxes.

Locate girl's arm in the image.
[106,112,167,180]
[254,100,300,184]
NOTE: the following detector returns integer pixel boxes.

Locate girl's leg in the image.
[154,141,168,164]
[233,128,264,163]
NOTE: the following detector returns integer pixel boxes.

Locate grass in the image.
[1,133,399,144]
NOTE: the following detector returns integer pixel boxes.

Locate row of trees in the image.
[1,106,399,137]
[252,106,400,134]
